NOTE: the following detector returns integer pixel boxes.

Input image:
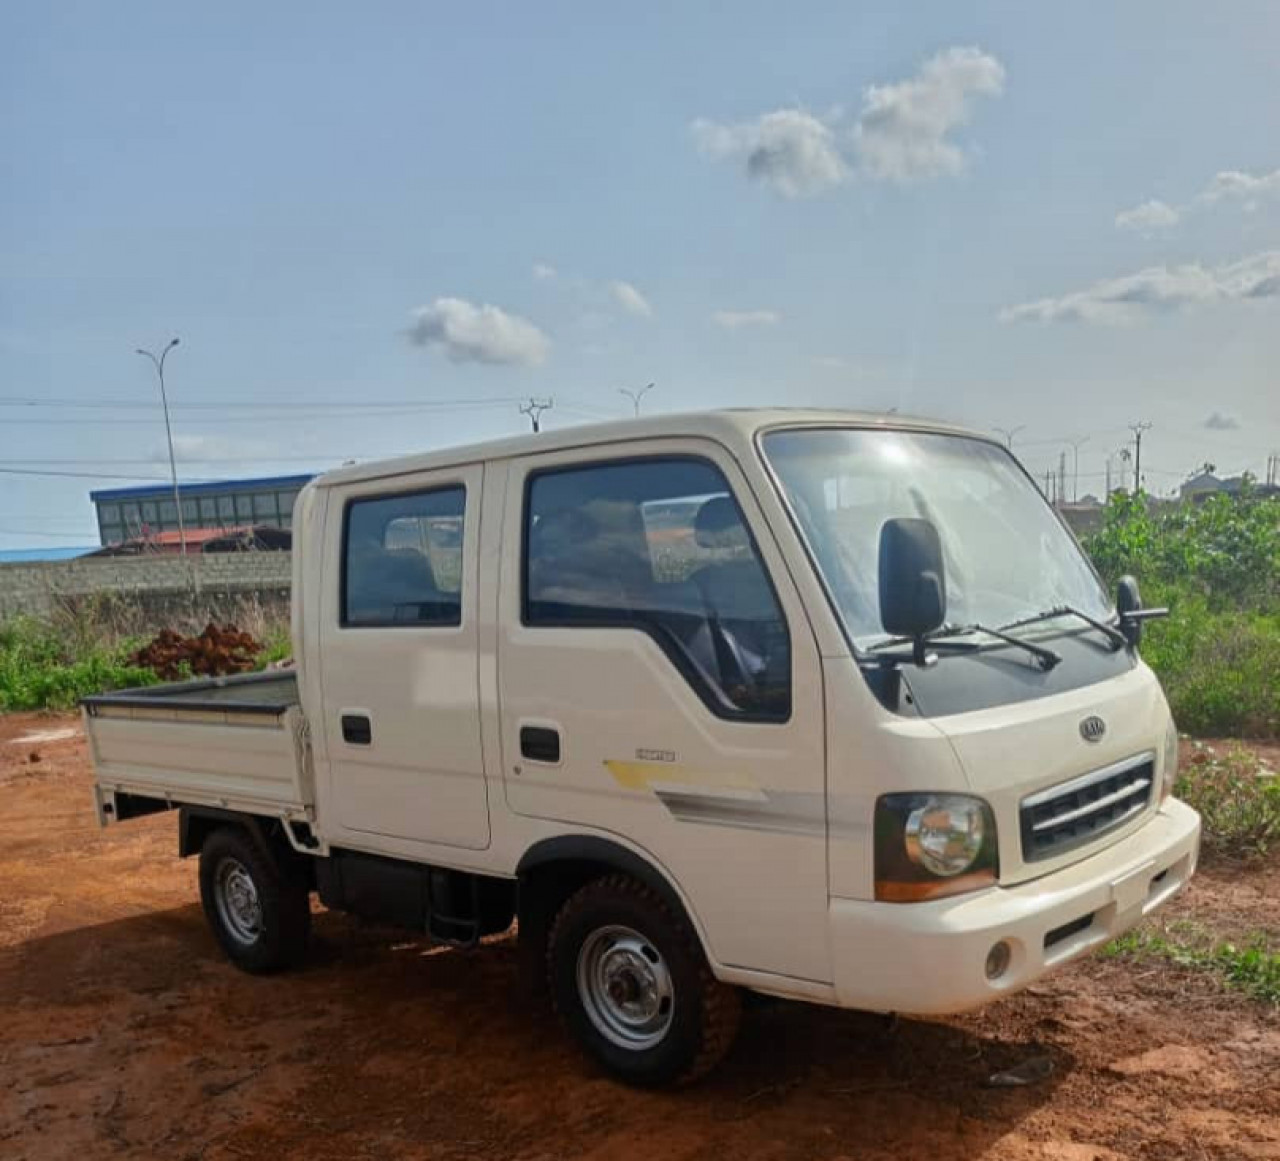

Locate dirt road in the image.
[2,713,1277,1161]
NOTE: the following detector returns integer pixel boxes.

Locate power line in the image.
[0,466,173,481]
[0,395,524,412]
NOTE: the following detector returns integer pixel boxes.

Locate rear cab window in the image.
[342,486,465,627]
[522,457,791,720]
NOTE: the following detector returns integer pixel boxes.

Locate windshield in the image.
[761,427,1112,648]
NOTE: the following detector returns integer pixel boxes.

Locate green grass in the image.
[1102,923,1280,1007]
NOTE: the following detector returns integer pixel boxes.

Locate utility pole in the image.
[519,397,554,433]
[1058,449,1068,507]
[1128,421,1152,493]
[618,382,654,417]
[135,338,186,556]
[994,425,1025,449]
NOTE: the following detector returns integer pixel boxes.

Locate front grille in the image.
[1020,753,1155,862]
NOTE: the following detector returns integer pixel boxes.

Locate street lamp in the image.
[1065,436,1089,503]
[135,338,186,556]
[618,382,654,417]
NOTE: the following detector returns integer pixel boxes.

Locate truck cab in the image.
[85,409,1200,1085]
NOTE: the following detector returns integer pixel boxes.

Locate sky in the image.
[2,1,1279,549]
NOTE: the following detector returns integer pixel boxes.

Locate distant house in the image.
[1180,471,1225,500]
[1179,471,1279,502]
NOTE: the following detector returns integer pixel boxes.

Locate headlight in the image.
[875,793,998,902]
[906,798,986,876]
[1161,718,1179,803]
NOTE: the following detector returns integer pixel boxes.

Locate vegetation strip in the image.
[1102,924,1280,1007]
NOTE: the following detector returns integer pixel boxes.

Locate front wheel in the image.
[198,826,310,973]
[548,875,741,1085]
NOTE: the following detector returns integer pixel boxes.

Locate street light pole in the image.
[993,425,1025,449]
[618,381,654,417]
[135,338,186,556]
[1066,436,1089,503]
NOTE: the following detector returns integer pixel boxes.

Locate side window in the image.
[524,458,790,720]
[343,486,465,627]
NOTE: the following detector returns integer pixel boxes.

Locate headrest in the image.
[694,496,745,549]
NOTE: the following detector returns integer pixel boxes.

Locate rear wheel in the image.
[198,826,310,973]
[548,874,741,1086]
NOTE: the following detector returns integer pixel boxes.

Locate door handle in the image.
[520,725,561,764]
[341,714,372,745]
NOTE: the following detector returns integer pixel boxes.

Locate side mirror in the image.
[879,517,946,664]
[1116,574,1169,647]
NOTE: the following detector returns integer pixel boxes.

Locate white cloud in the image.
[1115,199,1181,233]
[1116,167,1280,230]
[532,263,558,280]
[852,47,1006,182]
[692,47,1004,197]
[692,109,849,198]
[406,297,550,366]
[608,280,654,318]
[1000,249,1280,324]
[1203,411,1241,431]
[712,309,781,329]
[1199,168,1280,209]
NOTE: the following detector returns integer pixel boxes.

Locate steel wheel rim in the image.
[214,857,263,946]
[576,924,674,1049]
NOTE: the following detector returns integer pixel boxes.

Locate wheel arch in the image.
[178,807,312,888]
[515,835,704,993]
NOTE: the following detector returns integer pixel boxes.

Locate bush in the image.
[1139,590,1280,736]
[0,616,157,712]
[1174,741,1280,858]
[1083,491,1279,737]
[1085,489,1279,611]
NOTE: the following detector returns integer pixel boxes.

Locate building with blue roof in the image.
[88,473,315,546]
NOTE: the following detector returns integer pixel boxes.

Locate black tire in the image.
[198,826,310,974]
[548,874,741,1086]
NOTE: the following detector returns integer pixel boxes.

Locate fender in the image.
[178,806,277,863]
[515,834,704,993]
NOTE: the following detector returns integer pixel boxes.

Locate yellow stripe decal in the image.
[604,760,759,793]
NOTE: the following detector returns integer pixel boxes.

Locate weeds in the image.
[1103,922,1280,1007]
[1174,741,1280,858]
[0,616,157,711]
[0,597,292,711]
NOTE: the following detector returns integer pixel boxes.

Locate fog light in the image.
[985,940,1012,980]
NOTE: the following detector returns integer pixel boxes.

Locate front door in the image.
[319,463,488,850]
[496,441,831,983]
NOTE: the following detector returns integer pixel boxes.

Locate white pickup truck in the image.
[85,409,1200,1085]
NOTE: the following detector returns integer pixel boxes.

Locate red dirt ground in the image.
[1,713,1276,1161]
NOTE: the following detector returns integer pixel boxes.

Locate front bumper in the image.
[829,797,1201,1015]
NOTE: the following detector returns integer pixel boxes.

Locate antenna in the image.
[618,382,655,417]
[519,398,554,433]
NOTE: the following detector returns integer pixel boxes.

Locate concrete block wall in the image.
[0,553,294,622]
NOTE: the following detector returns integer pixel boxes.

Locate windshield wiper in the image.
[870,622,1062,671]
[999,605,1127,652]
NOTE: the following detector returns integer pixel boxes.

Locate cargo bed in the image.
[83,671,315,824]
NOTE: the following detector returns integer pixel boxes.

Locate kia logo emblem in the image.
[1080,715,1106,743]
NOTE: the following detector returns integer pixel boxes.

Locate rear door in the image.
[318,464,489,850]
[496,440,831,983]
